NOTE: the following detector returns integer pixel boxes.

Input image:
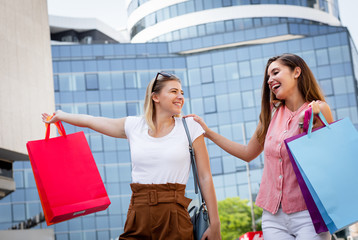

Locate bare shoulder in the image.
[318,101,333,123]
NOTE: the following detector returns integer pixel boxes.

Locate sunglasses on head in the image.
[152,71,172,92]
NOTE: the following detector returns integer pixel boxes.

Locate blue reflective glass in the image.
[0,204,12,223]
[239,61,251,78]
[88,104,101,116]
[58,61,71,73]
[211,157,223,175]
[204,96,217,113]
[315,49,329,65]
[126,102,139,116]
[84,60,97,72]
[71,61,84,72]
[90,135,103,152]
[85,74,99,90]
[201,67,213,83]
[202,83,215,96]
[12,204,26,221]
[97,60,111,71]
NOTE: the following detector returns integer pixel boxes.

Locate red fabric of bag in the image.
[26,120,111,225]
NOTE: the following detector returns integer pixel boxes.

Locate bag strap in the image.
[303,107,330,138]
[45,115,66,140]
[182,118,205,204]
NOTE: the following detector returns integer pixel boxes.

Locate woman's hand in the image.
[42,110,63,124]
[184,114,210,136]
[298,101,333,131]
[201,222,221,240]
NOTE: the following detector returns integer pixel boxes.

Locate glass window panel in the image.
[98,73,112,90]
[216,95,230,112]
[226,62,239,80]
[332,76,347,94]
[14,171,24,188]
[210,157,223,175]
[54,75,59,92]
[190,98,204,115]
[0,204,12,223]
[58,61,71,73]
[101,103,114,117]
[126,102,140,116]
[96,216,109,229]
[222,156,236,173]
[73,74,85,91]
[328,46,343,64]
[238,61,251,77]
[250,58,265,76]
[59,75,71,91]
[204,96,217,113]
[213,64,226,82]
[88,104,101,116]
[242,91,255,108]
[106,165,120,183]
[119,164,132,182]
[301,50,317,67]
[202,83,215,96]
[229,92,242,110]
[219,124,233,140]
[71,61,84,72]
[111,72,125,89]
[188,69,201,85]
[90,135,103,152]
[124,72,137,89]
[245,121,258,138]
[11,189,25,202]
[316,49,329,66]
[201,67,213,83]
[24,170,36,188]
[25,188,39,201]
[114,102,127,117]
[12,204,26,221]
[84,60,97,72]
[85,74,99,90]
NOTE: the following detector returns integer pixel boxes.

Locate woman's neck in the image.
[284,91,305,112]
[149,114,175,138]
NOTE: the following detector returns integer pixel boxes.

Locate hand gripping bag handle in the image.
[303,107,330,138]
[45,115,66,140]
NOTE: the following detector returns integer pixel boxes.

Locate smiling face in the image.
[267,60,301,100]
[152,80,184,116]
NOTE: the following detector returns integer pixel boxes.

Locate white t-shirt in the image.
[124,116,204,184]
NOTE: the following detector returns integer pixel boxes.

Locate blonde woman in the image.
[43,72,221,240]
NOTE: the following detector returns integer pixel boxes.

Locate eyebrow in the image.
[170,88,184,94]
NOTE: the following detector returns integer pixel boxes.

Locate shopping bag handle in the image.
[304,107,330,138]
[45,115,66,140]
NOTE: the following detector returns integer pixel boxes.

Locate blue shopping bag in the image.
[285,111,358,234]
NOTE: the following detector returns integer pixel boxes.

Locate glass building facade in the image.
[1,1,358,239]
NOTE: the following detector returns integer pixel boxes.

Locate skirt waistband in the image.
[129,183,191,208]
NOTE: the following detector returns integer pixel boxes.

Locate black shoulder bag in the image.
[182,118,209,240]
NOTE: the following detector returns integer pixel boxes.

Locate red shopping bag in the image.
[239,231,263,240]
[26,120,111,225]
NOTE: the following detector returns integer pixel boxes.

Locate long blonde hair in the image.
[143,72,181,132]
[257,53,326,145]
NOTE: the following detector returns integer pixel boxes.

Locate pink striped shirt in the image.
[255,102,309,214]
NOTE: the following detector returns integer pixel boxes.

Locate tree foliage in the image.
[218,197,263,240]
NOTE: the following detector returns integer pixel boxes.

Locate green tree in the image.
[218,197,262,240]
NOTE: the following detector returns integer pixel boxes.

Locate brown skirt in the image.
[119,183,194,240]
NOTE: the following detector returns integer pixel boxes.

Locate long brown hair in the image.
[257,53,326,145]
[143,72,181,132]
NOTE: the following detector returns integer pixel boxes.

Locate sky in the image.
[47,0,358,46]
